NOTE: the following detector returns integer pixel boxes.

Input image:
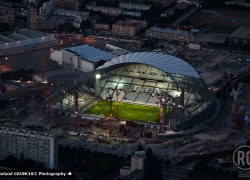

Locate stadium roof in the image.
[229,27,250,40]
[194,33,228,44]
[97,52,201,78]
[63,44,117,63]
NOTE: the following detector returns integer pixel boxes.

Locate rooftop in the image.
[175,2,187,9]
[115,21,140,27]
[63,44,117,63]
[229,27,250,40]
[194,33,228,44]
[0,126,56,138]
[147,27,189,35]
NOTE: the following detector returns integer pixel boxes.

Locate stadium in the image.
[47,52,215,131]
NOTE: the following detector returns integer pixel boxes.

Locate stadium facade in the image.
[47,52,215,131]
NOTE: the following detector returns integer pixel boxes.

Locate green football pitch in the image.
[85,101,172,123]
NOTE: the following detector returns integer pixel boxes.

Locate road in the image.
[173,7,198,26]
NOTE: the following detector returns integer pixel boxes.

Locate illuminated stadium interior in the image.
[48,52,215,131]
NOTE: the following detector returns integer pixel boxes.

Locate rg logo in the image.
[233,146,250,170]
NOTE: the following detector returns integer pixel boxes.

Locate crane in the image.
[106,88,113,136]
[46,77,66,120]
[69,57,79,133]
[227,69,240,128]
[33,31,76,99]
[155,91,164,133]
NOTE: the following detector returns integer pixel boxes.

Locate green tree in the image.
[246,139,250,146]
[146,147,153,158]
[164,159,171,166]
[80,20,91,29]
[0,23,10,32]
[138,144,143,151]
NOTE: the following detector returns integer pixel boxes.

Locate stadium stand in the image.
[134,94,150,104]
[108,76,120,82]
[132,78,144,85]
[82,85,90,92]
[89,88,95,93]
[104,82,117,89]
[144,81,157,87]
[99,80,106,88]
[120,77,133,83]
[123,92,138,102]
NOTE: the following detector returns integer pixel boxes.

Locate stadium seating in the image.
[109,76,120,82]
[134,94,150,104]
[99,80,106,88]
[132,78,144,85]
[104,82,117,89]
[82,85,90,92]
[144,81,157,87]
[120,77,133,84]
[123,92,138,101]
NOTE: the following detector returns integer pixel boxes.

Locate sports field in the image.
[85,101,172,123]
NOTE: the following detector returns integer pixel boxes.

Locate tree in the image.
[138,145,143,151]
[146,147,153,158]
[246,139,250,146]
[0,23,10,32]
[164,159,171,166]
[80,20,91,29]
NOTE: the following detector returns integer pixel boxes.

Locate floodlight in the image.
[96,74,101,79]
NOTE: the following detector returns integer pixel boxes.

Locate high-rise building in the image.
[27,3,37,29]
[0,126,58,169]
[120,151,146,179]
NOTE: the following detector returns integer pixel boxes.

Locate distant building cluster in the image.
[86,1,122,16]
[50,0,78,10]
[0,3,15,26]
[119,3,151,11]
[225,0,250,7]
[0,126,58,169]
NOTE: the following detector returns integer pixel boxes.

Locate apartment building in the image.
[0,3,15,26]
[126,19,148,28]
[36,20,60,30]
[123,11,141,17]
[112,21,142,37]
[86,1,122,16]
[50,0,78,10]
[146,27,190,42]
[0,126,58,169]
[54,9,89,28]
[119,3,151,10]
[120,151,146,179]
[39,2,54,18]
[95,23,110,31]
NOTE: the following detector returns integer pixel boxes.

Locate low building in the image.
[175,2,187,9]
[0,28,57,53]
[146,27,191,42]
[106,42,137,53]
[112,21,142,37]
[54,8,89,28]
[0,126,58,169]
[123,11,141,17]
[120,151,146,179]
[161,8,175,17]
[90,15,99,28]
[49,15,67,25]
[119,3,151,10]
[126,19,148,28]
[225,1,250,7]
[229,27,250,46]
[50,0,78,10]
[194,33,228,45]
[39,2,54,18]
[86,1,122,16]
[95,23,110,31]
[0,15,14,26]
[36,20,60,30]
[50,44,117,72]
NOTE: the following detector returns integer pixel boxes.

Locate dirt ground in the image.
[189,8,250,29]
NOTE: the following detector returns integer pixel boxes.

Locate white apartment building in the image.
[112,21,142,37]
[123,11,141,17]
[146,27,190,42]
[39,2,54,18]
[119,3,151,11]
[0,126,58,169]
[120,151,146,179]
[54,9,89,28]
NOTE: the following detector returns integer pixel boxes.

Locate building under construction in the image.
[44,52,215,132]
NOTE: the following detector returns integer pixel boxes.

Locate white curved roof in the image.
[97,52,201,78]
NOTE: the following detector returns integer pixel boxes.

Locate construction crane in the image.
[227,69,240,128]
[46,77,66,120]
[106,88,113,136]
[33,31,76,99]
[69,57,79,133]
[155,91,164,133]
